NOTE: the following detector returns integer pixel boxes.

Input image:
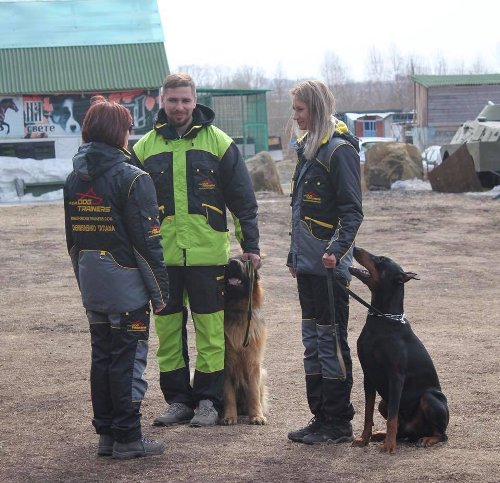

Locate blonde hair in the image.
[290,80,338,160]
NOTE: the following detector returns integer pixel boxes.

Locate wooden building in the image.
[412,74,500,148]
[0,0,269,163]
[0,0,168,160]
[341,111,414,142]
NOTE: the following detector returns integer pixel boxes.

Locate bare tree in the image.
[388,44,405,80]
[469,56,487,74]
[453,60,467,75]
[212,66,232,89]
[366,47,387,81]
[271,62,289,101]
[229,66,266,89]
[176,64,214,87]
[433,54,448,75]
[321,51,348,87]
[404,55,430,76]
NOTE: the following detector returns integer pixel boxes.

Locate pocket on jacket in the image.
[78,250,149,313]
[296,221,328,275]
[139,207,162,241]
[303,216,334,240]
[192,159,219,200]
[190,159,225,213]
[143,156,174,221]
[202,203,227,232]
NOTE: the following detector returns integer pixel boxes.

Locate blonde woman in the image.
[286,80,363,444]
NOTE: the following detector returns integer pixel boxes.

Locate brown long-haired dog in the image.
[220,256,268,425]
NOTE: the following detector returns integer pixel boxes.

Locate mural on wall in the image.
[107,90,159,135]
[0,97,23,137]
[23,95,89,138]
[20,91,159,139]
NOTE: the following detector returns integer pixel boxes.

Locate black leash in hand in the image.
[242,260,255,348]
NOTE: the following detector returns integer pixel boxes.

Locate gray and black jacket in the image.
[64,142,169,313]
[287,128,363,280]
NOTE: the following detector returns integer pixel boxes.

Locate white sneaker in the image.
[153,402,194,426]
[189,400,219,427]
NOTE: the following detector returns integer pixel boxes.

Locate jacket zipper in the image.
[202,203,223,215]
[304,216,334,229]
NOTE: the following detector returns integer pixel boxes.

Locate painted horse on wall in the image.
[0,98,19,135]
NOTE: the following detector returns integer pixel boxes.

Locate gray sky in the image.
[158,0,500,81]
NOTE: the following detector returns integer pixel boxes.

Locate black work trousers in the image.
[87,305,150,443]
[297,274,354,427]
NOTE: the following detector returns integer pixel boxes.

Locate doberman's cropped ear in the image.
[402,271,419,283]
[394,270,419,284]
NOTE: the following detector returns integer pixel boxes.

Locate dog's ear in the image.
[400,271,419,284]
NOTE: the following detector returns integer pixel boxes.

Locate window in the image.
[363,120,376,137]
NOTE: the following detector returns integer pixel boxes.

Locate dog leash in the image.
[242,260,254,348]
[326,269,347,381]
[346,288,385,316]
[347,287,408,323]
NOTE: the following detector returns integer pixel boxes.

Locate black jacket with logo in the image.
[64,142,169,313]
[287,130,363,279]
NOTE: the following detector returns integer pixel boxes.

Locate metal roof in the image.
[0,0,163,49]
[412,74,500,88]
[0,43,169,95]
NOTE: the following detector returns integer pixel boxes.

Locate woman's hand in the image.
[322,252,337,269]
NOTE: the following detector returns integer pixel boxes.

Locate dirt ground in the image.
[1,162,499,482]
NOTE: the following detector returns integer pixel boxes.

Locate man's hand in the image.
[322,252,337,269]
[242,252,261,270]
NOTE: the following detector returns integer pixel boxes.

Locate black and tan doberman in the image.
[349,247,449,453]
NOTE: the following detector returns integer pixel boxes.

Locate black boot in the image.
[287,416,322,443]
[112,437,166,459]
[302,421,353,445]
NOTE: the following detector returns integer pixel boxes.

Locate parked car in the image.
[358,137,396,162]
[421,145,442,173]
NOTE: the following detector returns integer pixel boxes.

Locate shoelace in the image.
[170,403,188,414]
[305,416,319,428]
[197,406,215,416]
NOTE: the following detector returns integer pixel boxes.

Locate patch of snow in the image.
[0,156,72,203]
[391,178,432,191]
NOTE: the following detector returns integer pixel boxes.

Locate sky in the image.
[158,0,500,82]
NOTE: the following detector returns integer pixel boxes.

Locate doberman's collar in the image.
[348,288,408,324]
[368,312,408,324]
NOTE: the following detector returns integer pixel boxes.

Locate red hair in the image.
[81,95,132,148]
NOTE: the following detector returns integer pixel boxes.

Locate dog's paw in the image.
[382,440,397,454]
[249,415,267,425]
[352,436,369,447]
[370,430,386,442]
[220,417,238,426]
[416,435,447,447]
